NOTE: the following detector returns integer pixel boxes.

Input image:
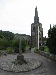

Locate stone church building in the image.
[31,6,43,47]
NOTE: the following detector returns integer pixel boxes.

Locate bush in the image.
[21,39,27,53]
[39,46,44,51]
[0,38,9,50]
[6,47,14,54]
[12,38,19,53]
[44,46,49,53]
[34,47,39,53]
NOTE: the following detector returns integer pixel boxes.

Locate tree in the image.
[21,38,27,52]
[0,30,14,41]
[12,38,19,53]
[47,25,56,54]
[12,38,27,53]
[0,38,9,50]
[0,30,14,50]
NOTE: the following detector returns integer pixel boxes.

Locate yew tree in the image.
[47,25,56,54]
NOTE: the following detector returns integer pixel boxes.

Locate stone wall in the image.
[36,50,56,62]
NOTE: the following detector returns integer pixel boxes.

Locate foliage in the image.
[21,38,27,52]
[12,38,19,53]
[39,46,44,51]
[12,38,27,53]
[0,30,14,41]
[0,30,14,50]
[34,47,39,53]
[0,33,4,38]
[0,30,27,53]
[25,46,30,52]
[6,47,14,54]
[44,46,49,53]
[0,38,9,50]
[47,25,56,54]
[25,45,30,50]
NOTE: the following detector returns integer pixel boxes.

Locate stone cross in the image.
[19,35,22,54]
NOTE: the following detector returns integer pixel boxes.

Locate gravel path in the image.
[0,48,56,75]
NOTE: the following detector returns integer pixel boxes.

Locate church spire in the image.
[50,24,51,29]
[35,6,38,17]
[34,6,39,24]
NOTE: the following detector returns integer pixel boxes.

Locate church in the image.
[31,6,43,47]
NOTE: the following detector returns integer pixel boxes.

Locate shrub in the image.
[44,46,49,53]
[39,46,44,51]
[6,47,14,54]
[21,39,27,53]
[34,47,39,53]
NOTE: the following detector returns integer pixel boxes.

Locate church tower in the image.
[31,6,43,47]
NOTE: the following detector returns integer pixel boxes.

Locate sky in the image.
[0,0,56,37]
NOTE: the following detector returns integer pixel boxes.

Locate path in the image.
[0,48,56,75]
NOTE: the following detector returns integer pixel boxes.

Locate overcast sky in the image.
[0,0,56,37]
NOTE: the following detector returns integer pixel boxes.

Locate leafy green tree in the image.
[0,30,27,53]
[0,33,4,38]
[12,38,19,53]
[47,25,56,54]
[21,38,27,52]
[0,30,14,41]
[12,38,27,53]
[0,38,9,50]
[0,30,14,50]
